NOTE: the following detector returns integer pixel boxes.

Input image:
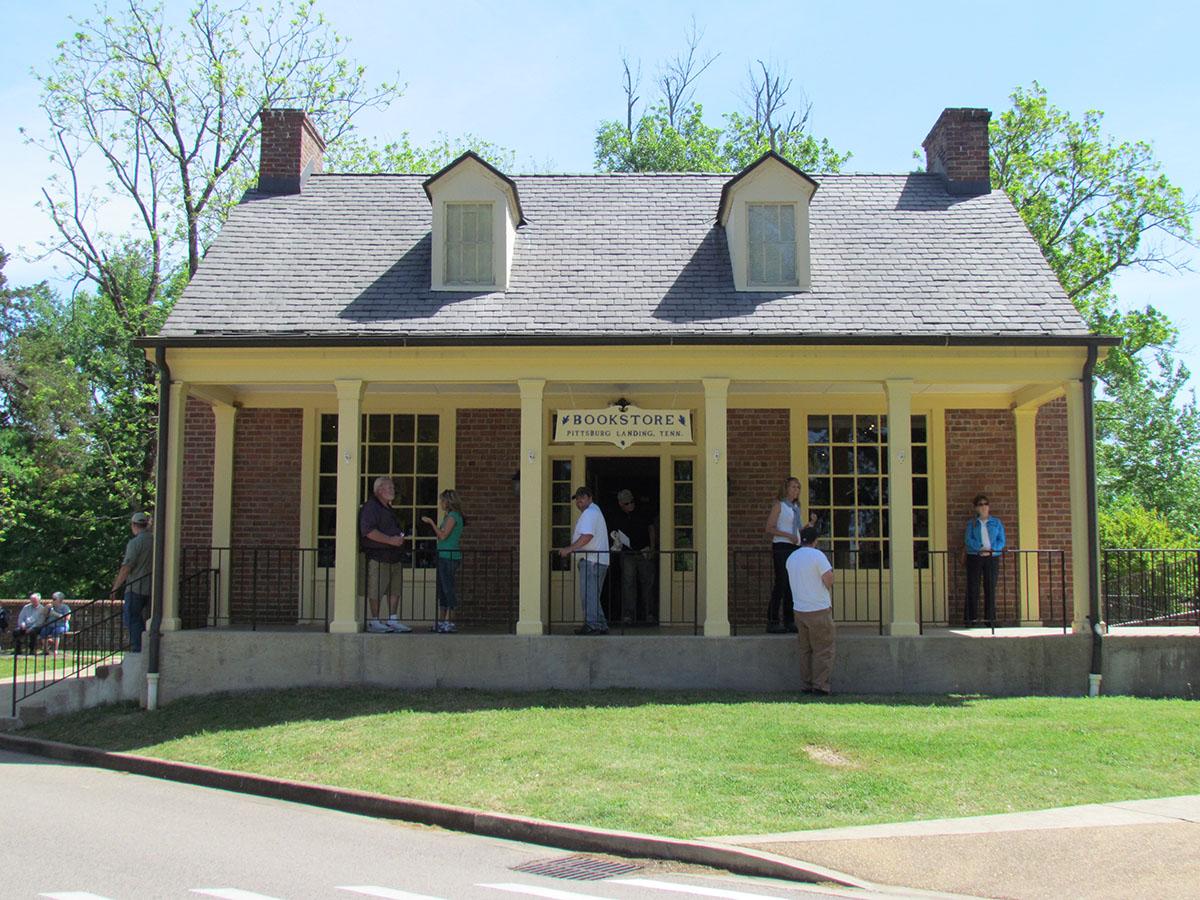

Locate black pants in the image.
[965,554,999,624]
[12,627,39,655]
[768,542,797,626]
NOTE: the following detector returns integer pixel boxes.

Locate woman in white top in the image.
[764,477,804,633]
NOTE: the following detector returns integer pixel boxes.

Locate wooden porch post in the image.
[1012,406,1042,625]
[330,379,364,633]
[517,378,547,635]
[1066,380,1090,632]
[885,379,918,636]
[158,380,190,632]
[211,402,237,623]
[702,378,731,637]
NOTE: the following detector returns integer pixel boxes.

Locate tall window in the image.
[550,459,573,571]
[747,203,797,286]
[673,459,695,571]
[445,202,493,285]
[317,413,440,564]
[806,414,930,568]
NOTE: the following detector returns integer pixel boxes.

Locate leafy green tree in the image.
[1099,496,1197,549]
[595,31,848,173]
[325,132,517,174]
[990,83,1200,533]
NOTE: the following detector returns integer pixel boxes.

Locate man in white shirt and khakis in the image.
[786,526,836,695]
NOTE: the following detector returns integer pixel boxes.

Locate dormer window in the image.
[424,152,524,292]
[717,152,818,292]
[747,203,798,287]
[446,202,494,285]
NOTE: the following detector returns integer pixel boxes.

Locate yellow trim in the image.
[884,380,918,635]
[1066,381,1091,632]
[211,403,237,621]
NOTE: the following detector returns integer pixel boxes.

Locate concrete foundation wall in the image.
[155,632,1199,702]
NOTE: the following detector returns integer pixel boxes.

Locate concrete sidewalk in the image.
[713,796,1200,899]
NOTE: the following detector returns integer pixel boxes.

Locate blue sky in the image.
[2,0,1197,376]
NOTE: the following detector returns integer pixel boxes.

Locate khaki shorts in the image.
[361,557,403,599]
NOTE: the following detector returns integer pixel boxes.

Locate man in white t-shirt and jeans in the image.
[558,485,610,635]
[786,525,836,695]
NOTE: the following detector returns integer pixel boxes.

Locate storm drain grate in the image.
[512,854,642,881]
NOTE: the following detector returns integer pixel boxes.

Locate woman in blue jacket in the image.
[964,493,1005,626]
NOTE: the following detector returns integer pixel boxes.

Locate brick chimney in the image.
[922,108,991,196]
[257,108,326,194]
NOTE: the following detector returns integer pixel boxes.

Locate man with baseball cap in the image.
[112,511,153,652]
[557,486,610,634]
[611,488,657,624]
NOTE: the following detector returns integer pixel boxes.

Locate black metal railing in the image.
[180,547,332,630]
[729,546,885,634]
[548,550,699,634]
[1102,548,1200,630]
[359,547,517,633]
[9,591,131,717]
[919,548,1068,633]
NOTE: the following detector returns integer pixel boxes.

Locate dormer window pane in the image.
[748,203,797,286]
[446,202,493,285]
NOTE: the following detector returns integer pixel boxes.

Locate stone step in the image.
[0,716,22,732]
[17,704,48,725]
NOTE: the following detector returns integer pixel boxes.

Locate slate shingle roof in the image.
[160,172,1089,340]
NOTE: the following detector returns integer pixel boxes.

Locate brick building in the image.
[141,106,1112,642]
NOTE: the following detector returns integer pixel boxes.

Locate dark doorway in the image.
[586,456,660,625]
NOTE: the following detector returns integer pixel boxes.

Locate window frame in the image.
[443,200,496,288]
[746,201,800,288]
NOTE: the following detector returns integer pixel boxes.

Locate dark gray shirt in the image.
[122,529,154,594]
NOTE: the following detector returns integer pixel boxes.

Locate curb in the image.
[0,732,870,889]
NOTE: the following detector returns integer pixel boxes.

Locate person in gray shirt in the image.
[112,511,153,652]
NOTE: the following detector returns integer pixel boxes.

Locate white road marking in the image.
[40,894,116,900]
[610,878,786,898]
[191,891,285,900]
[480,883,614,899]
[338,887,446,899]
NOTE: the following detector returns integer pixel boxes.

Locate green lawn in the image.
[22,689,1200,837]
[4,649,118,678]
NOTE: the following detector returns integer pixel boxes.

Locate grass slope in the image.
[23,689,1200,838]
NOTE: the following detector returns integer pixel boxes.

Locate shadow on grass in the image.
[23,687,988,753]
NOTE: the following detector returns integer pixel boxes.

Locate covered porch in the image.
[154,341,1097,642]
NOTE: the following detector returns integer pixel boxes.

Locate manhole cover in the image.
[512,854,642,881]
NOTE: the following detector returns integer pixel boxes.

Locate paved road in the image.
[0,751,916,900]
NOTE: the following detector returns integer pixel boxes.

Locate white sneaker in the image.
[386,617,412,633]
[366,619,389,633]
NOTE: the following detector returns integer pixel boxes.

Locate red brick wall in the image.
[727,409,791,629]
[180,399,216,627]
[1036,398,1074,625]
[182,398,215,550]
[228,408,303,625]
[944,409,1020,623]
[454,408,520,625]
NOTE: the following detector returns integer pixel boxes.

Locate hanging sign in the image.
[553,406,694,449]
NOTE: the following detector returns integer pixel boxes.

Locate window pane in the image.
[856,415,879,443]
[392,445,414,474]
[675,506,693,526]
[416,445,438,474]
[674,529,693,549]
[395,476,414,506]
[809,478,830,506]
[856,446,879,474]
[368,415,391,443]
[807,415,830,444]
[832,446,855,475]
[552,527,571,548]
[319,444,338,474]
[779,205,795,240]
[833,477,856,505]
[552,505,570,526]
[674,482,693,504]
[914,508,929,538]
[912,445,928,475]
[857,478,880,505]
[808,447,830,475]
[367,445,389,474]
[552,482,571,503]
[416,477,439,506]
[780,242,796,283]
[553,459,572,481]
[857,509,880,538]
[417,415,439,443]
[911,415,927,443]
[913,477,928,507]
[320,414,338,443]
[395,415,415,443]
[832,415,854,443]
[317,507,336,537]
[833,508,854,537]
[318,476,337,505]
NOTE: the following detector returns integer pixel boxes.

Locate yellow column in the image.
[517,379,547,635]
[330,379,363,634]
[1066,381,1091,632]
[702,378,731,637]
[211,402,237,622]
[885,379,918,636]
[1013,406,1042,625]
[158,380,190,632]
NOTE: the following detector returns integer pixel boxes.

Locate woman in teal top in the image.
[422,490,465,633]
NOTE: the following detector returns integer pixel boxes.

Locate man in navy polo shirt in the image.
[359,476,411,633]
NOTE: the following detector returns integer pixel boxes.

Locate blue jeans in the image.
[436,556,461,611]
[123,589,149,652]
[577,557,609,629]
